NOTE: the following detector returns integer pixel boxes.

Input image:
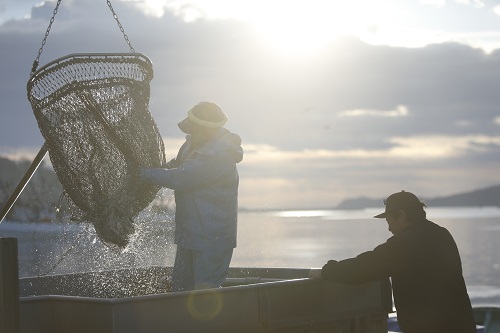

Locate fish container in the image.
[17,266,393,333]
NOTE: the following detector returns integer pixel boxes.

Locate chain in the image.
[30,0,135,77]
[107,0,135,53]
[31,0,62,76]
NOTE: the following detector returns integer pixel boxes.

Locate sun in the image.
[135,1,376,57]
[243,1,369,58]
[255,14,334,57]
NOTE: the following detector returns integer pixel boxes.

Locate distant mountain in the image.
[335,184,500,209]
[335,196,382,210]
[428,185,500,207]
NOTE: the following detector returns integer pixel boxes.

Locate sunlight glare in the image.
[249,2,360,57]
[132,1,393,57]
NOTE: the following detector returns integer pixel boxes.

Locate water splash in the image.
[6,204,175,278]
[7,204,178,297]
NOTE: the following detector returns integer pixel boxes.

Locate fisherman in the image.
[139,102,243,291]
[310,190,477,332]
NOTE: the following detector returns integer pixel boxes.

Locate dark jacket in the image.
[321,219,476,333]
[140,128,243,250]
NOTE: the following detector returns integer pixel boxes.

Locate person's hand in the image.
[165,158,179,169]
[126,159,141,181]
[309,268,322,279]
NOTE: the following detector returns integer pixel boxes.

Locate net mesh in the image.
[27,53,166,251]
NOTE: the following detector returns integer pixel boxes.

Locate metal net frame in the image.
[27,53,166,251]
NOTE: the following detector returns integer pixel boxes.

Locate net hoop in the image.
[28,53,153,104]
[27,52,165,250]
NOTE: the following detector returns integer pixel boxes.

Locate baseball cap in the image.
[374,190,425,218]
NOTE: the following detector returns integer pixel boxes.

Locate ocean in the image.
[1,206,499,305]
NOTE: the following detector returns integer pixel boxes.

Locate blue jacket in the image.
[140,128,243,250]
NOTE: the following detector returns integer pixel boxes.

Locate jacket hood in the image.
[226,132,243,163]
[190,128,243,163]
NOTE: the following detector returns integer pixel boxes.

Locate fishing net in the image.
[27,53,166,251]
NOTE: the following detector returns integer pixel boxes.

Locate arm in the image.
[164,141,189,169]
[139,150,235,190]
[321,241,399,284]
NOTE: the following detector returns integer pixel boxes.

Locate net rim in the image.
[27,52,153,96]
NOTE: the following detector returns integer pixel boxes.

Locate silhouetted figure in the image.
[310,191,476,333]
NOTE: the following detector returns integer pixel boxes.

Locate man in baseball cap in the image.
[373,190,427,236]
[310,190,476,332]
[373,190,425,219]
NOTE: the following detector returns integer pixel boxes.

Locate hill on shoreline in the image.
[335,184,500,210]
[2,155,499,214]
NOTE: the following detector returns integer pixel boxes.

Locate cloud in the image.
[237,134,500,207]
[388,135,500,158]
[455,0,485,8]
[2,0,500,208]
[241,135,500,166]
[0,145,43,161]
[420,0,485,7]
[419,0,446,7]
[338,105,409,117]
[137,1,207,22]
[494,6,500,17]
[126,1,500,54]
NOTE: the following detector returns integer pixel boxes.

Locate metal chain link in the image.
[31,0,62,76]
[31,0,135,77]
[107,0,135,53]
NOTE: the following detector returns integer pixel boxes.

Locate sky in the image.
[1,0,500,209]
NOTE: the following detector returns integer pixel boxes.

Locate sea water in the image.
[231,207,500,306]
[1,206,499,305]
[233,207,500,287]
